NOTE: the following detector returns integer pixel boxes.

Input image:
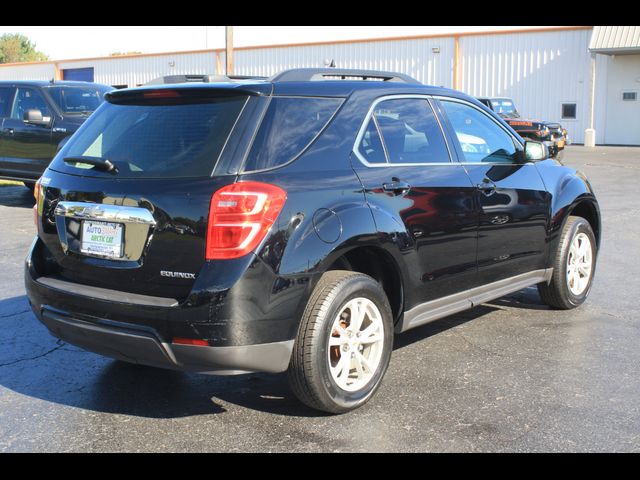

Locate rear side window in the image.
[243,96,342,172]
[368,98,450,164]
[52,95,248,178]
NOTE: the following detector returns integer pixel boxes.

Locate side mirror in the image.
[524,140,549,161]
[24,109,50,126]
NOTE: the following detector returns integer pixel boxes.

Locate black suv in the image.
[0,80,113,189]
[477,97,568,158]
[25,69,600,413]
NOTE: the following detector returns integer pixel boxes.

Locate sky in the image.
[0,26,557,61]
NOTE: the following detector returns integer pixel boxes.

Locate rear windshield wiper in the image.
[63,156,118,173]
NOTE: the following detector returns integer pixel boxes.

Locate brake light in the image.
[172,337,209,347]
[33,178,42,228]
[143,90,180,99]
[206,182,287,260]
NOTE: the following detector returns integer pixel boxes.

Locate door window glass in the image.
[11,88,51,121]
[441,100,519,164]
[0,87,13,117]
[371,98,449,164]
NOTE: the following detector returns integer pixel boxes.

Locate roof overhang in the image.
[589,26,640,55]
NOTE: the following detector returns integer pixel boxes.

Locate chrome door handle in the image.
[477,180,497,196]
[382,180,411,195]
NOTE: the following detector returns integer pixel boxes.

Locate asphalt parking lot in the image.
[1,146,639,452]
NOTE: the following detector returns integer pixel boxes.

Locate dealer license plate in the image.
[80,221,124,259]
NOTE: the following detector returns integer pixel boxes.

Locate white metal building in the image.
[1,26,638,145]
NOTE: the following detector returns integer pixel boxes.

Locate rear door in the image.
[38,88,260,300]
[352,95,478,308]
[436,97,550,285]
[0,86,56,179]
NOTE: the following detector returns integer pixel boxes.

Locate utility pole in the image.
[225,26,234,75]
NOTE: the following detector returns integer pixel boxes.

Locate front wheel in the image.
[288,270,394,414]
[538,216,597,309]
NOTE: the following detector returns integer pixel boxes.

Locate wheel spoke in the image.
[329,336,343,346]
[350,300,366,332]
[355,350,372,374]
[353,352,365,379]
[360,333,383,345]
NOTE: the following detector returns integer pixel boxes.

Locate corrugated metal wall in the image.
[0,62,55,81]
[0,29,596,143]
[59,51,218,87]
[232,37,455,87]
[459,29,593,143]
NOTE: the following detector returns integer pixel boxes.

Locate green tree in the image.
[0,33,49,64]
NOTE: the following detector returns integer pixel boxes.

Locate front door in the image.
[437,98,550,286]
[352,96,478,310]
[0,86,56,179]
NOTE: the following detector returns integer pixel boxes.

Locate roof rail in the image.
[269,68,421,84]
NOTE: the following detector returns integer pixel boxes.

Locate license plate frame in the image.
[80,220,124,259]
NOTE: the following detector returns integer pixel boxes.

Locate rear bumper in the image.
[25,237,297,374]
[37,307,293,374]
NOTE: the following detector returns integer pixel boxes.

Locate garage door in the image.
[62,68,95,82]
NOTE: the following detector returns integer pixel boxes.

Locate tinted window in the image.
[52,96,247,178]
[0,87,12,117]
[441,100,519,164]
[358,118,387,164]
[46,86,111,113]
[243,97,342,172]
[372,98,449,164]
[11,87,51,120]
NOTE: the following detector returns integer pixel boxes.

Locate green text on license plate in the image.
[81,221,124,258]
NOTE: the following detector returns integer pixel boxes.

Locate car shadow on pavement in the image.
[0,185,35,209]
[0,288,549,419]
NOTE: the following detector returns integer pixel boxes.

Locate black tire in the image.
[23,182,35,191]
[288,270,394,414]
[538,216,597,309]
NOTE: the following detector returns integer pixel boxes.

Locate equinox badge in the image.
[160,270,196,279]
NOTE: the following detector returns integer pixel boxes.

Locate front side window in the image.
[441,100,519,164]
[243,96,342,172]
[11,87,51,120]
[363,98,450,165]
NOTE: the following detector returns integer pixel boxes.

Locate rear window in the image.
[242,96,342,172]
[52,95,248,178]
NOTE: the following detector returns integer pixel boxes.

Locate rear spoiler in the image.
[105,83,272,103]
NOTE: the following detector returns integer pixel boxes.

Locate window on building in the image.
[622,91,637,101]
[562,103,577,120]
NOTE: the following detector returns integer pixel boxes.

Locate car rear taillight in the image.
[206,182,287,260]
[172,337,209,347]
[33,178,42,228]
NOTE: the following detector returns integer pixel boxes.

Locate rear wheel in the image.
[288,270,394,414]
[538,216,597,309]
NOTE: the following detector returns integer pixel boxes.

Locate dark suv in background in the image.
[477,97,568,158]
[25,69,600,413]
[0,80,113,189]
